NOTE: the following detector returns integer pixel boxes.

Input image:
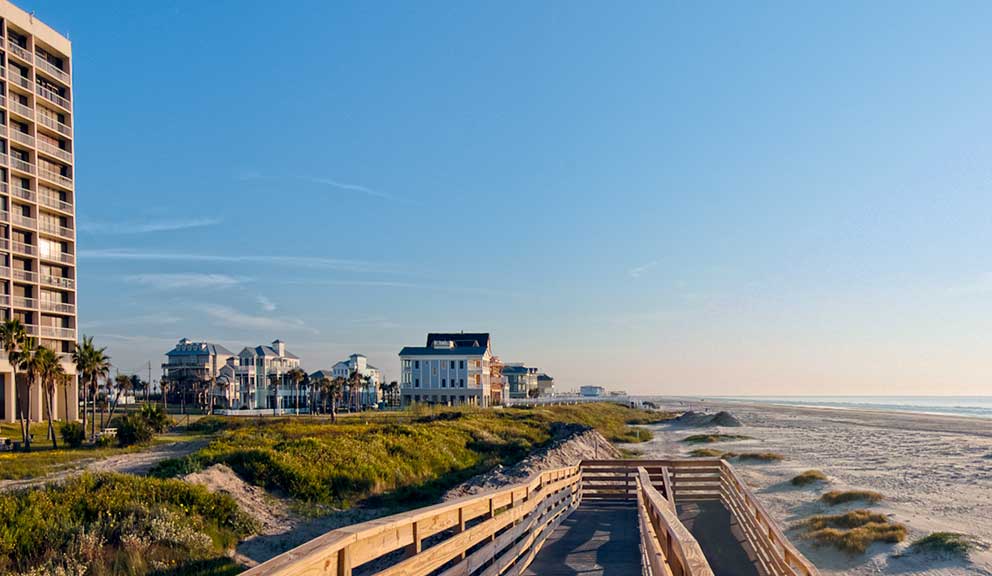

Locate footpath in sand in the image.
[635,400,992,576]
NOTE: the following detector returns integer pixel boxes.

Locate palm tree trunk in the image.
[46,382,57,449]
[62,377,70,424]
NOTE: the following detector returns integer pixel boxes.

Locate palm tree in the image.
[106,373,132,424]
[10,337,40,451]
[347,369,365,411]
[35,346,61,449]
[0,319,28,448]
[329,376,345,423]
[73,336,110,439]
[287,368,306,415]
[267,372,280,414]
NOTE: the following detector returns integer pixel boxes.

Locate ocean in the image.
[705,395,992,419]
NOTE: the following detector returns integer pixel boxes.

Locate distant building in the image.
[580,385,606,397]
[399,332,504,406]
[162,339,235,405]
[504,364,539,398]
[332,353,382,409]
[537,373,555,396]
[236,340,303,411]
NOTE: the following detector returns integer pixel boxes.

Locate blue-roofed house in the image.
[399,332,504,407]
[235,340,303,411]
[162,338,236,405]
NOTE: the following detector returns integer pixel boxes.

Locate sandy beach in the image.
[634,400,992,576]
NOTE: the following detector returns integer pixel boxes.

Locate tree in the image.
[287,368,306,415]
[36,346,63,449]
[347,369,365,411]
[324,376,344,423]
[73,336,110,439]
[10,337,41,451]
[267,372,281,414]
[106,373,132,424]
[0,319,28,450]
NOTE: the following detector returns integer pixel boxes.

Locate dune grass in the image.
[791,470,828,486]
[689,448,726,457]
[822,490,884,505]
[910,532,972,556]
[800,510,906,553]
[687,449,783,462]
[681,434,752,444]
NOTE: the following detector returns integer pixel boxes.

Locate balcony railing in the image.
[41,274,75,290]
[12,241,37,256]
[0,211,8,224]
[37,114,71,137]
[11,186,34,202]
[13,296,37,308]
[0,124,6,137]
[39,193,73,212]
[0,238,8,251]
[35,56,70,84]
[0,267,8,279]
[11,213,36,229]
[36,140,72,163]
[38,166,72,187]
[11,74,31,91]
[10,157,35,174]
[0,66,5,79]
[7,40,32,63]
[0,94,5,109]
[8,100,33,119]
[41,301,75,314]
[0,182,7,194]
[39,220,73,238]
[9,129,34,147]
[12,268,37,283]
[0,153,7,167]
[0,294,8,307]
[40,326,75,339]
[35,85,71,111]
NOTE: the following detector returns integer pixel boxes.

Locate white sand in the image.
[633,400,992,576]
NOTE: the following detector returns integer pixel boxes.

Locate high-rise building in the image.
[0,1,78,423]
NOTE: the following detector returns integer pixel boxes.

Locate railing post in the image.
[337,547,351,576]
[406,520,422,557]
[458,507,467,560]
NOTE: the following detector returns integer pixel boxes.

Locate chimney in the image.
[273,340,285,356]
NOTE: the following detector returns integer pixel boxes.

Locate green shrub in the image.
[799,510,905,553]
[59,421,85,448]
[682,434,751,444]
[150,454,205,479]
[139,403,172,433]
[822,490,883,505]
[791,470,828,486]
[117,413,154,447]
[910,532,972,556]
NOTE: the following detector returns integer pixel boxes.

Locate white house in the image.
[235,340,303,411]
[399,332,504,407]
[332,353,382,409]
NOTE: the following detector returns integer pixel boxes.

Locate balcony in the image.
[0,211,8,224]
[39,220,73,238]
[12,296,37,308]
[11,212,36,229]
[0,66,4,79]
[0,124,6,137]
[7,40,32,63]
[0,153,7,167]
[35,85,70,111]
[12,268,37,283]
[39,193,73,213]
[8,99,33,119]
[12,241,37,256]
[0,182,7,194]
[38,167,72,188]
[9,129,34,147]
[11,186,34,202]
[41,274,75,290]
[35,56,70,85]
[36,140,72,163]
[0,238,9,251]
[10,157,35,175]
[40,326,75,339]
[0,294,8,307]
[41,301,74,314]
[37,114,71,137]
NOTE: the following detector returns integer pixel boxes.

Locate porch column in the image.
[3,372,14,423]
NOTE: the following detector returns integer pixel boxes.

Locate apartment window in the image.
[450,360,455,369]
[459,360,465,369]
[460,379,465,388]
[414,360,419,369]
[415,378,420,388]
[441,378,446,388]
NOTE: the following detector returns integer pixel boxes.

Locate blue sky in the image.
[22,1,992,394]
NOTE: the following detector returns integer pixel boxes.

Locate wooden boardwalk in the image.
[523,501,641,576]
[679,501,760,576]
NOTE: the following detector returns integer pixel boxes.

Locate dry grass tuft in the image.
[791,470,828,486]
[910,532,972,556]
[681,434,752,444]
[689,448,726,458]
[734,452,784,462]
[822,490,883,505]
[800,510,906,553]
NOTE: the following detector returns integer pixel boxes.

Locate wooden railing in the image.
[243,459,817,576]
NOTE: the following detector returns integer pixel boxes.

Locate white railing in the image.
[8,100,33,119]
[10,157,35,174]
[11,212,36,228]
[12,268,37,283]
[41,275,75,290]
[12,296,37,308]
[40,326,75,339]
[35,85,71,111]
[37,114,71,137]
[12,241,37,256]
[35,56,70,84]
[9,130,34,147]
[41,301,74,314]
[11,186,34,201]
[7,40,32,62]
[39,193,73,212]
[36,140,72,163]
[38,166,72,187]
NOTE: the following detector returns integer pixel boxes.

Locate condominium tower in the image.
[0,1,78,422]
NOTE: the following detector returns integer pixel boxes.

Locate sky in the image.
[18,0,992,395]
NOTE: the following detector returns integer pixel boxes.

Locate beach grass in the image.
[686,449,783,462]
[909,532,972,556]
[791,470,828,486]
[822,489,884,505]
[681,434,752,444]
[800,510,906,553]
[689,448,726,458]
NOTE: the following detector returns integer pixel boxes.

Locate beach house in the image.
[235,340,303,411]
[162,338,235,405]
[399,332,504,407]
[503,363,539,398]
[331,353,382,409]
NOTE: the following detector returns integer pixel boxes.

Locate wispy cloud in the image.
[199,304,317,334]
[80,249,398,273]
[628,260,658,279]
[239,172,393,200]
[78,217,221,235]
[279,278,521,297]
[256,295,277,312]
[125,273,243,290]
[80,312,183,330]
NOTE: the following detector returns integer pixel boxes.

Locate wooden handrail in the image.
[637,468,715,576]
